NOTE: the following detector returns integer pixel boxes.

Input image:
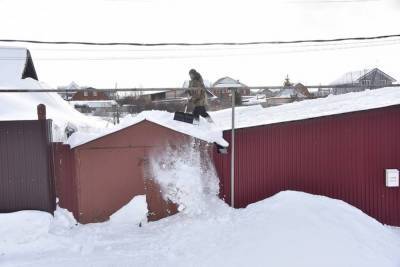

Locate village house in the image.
[263,76,311,107]
[212,77,251,97]
[330,68,396,95]
[71,86,110,101]
[119,81,217,113]
[66,86,119,117]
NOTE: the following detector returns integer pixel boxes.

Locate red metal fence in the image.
[53,142,79,218]
[214,105,400,226]
[0,119,55,214]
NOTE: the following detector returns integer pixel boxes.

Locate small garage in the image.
[54,112,227,224]
[213,88,400,226]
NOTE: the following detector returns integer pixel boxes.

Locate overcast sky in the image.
[0,0,399,88]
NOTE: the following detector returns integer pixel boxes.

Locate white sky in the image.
[0,0,399,88]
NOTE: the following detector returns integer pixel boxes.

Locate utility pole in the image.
[231,88,236,208]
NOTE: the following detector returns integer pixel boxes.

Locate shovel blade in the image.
[173,112,195,124]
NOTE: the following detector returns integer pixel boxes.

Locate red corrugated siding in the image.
[53,143,79,218]
[214,105,400,226]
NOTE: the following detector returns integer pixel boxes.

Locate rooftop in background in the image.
[0,47,38,83]
[213,77,248,88]
[330,68,397,86]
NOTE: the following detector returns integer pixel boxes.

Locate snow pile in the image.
[110,195,148,225]
[212,87,400,130]
[1,191,400,266]
[0,210,52,247]
[0,79,107,142]
[48,206,78,235]
[67,110,228,148]
[150,142,221,215]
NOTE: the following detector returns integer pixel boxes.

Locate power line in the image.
[1,84,400,93]
[23,37,400,52]
[1,33,400,46]
[1,39,399,61]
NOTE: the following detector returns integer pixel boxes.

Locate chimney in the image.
[37,104,46,120]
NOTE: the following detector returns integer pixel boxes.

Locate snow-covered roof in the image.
[211,87,400,131]
[272,88,307,99]
[0,47,37,83]
[0,46,106,142]
[330,69,372,85]
[329,68,396,85]
[213,77,247,88]
[70,100,118,108]
[66,110,228,148]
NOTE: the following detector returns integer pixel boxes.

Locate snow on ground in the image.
[2,192,400,267]
[210,87,400,130]
[0,78,107,142]
[66,110,228,148]
[1,144,400,267]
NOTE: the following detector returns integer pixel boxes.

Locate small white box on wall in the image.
[385,169,399,187]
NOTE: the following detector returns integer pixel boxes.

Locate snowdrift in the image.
[1,191,399,267]
[211,87,400,130]
[0,79,107,141]
[66,110,228,148]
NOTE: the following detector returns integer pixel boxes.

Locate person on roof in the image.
[188,69,213,123]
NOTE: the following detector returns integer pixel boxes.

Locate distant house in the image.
[263,77,311,107]
[212,77,251,97]
[71,87,110,101]
[57,81,80,100]
[330,68,396,95]
[69,100,118,116]
[261,89,276,98]
[0,47,38,82]
[137,81,217,104]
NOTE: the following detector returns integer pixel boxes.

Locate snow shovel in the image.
[173,101,194,124]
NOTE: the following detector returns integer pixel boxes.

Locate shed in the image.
[212,87,400,226]
[54,111,227,223]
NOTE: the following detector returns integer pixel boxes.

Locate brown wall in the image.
[53,143,79,218]
[71,120,195,223]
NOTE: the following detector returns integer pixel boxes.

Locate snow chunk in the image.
[150,142,221,216]
[110,195,148,225]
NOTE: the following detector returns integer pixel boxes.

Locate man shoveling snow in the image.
[187,69,214,124]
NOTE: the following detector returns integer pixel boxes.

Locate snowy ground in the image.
[2,145,400,267]
[1,192,400,267]
[2,87,400,266]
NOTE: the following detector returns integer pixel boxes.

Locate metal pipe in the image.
[1,84,400,93]
[231,88,236,208]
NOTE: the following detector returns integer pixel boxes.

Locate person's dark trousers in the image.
[193,106,210,120]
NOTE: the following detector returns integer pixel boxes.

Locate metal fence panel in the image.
[214,105,400,226]
[0,120,55,214]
